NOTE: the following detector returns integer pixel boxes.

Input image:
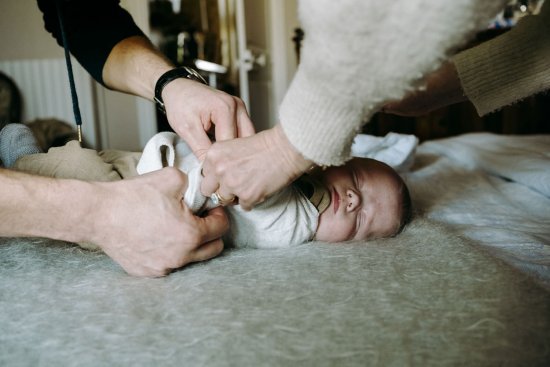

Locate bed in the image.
[1,132,549,366]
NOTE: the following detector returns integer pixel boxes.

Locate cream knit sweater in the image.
[453,1,550,116]
[279,0,509,166]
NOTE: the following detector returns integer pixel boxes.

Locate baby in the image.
[136,132,412,248]
[1,124,412,249]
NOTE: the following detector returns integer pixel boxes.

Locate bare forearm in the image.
[382,60,467,117]
[102,36,174,100]
[0,169,98,243]
[0,167,228,277]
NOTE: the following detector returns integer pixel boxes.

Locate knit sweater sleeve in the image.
[279,0,509,166]
[452,2,550,116]
[37,0,145,85]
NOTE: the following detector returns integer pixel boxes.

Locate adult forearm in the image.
[0,169,97,243]
[381,61,467,117]
[1,168,228,277]
[37,0,146,84]
[102,36,174,101]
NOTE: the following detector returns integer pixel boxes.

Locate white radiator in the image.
[0,58,98,147]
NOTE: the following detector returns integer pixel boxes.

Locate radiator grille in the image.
[0,58,97,146]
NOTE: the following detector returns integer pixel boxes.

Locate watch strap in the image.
[154,67,207,113]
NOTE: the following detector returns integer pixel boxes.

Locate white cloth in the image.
[137,131,215,212]
[351,133,418,173]
[420,133,550,198]
[137,132,319,248]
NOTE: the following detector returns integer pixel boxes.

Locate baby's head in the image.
[311,157,412,242]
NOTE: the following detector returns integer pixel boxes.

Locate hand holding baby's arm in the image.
[88,168,228,276]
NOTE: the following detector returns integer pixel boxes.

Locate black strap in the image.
[154,67,207,114]
[54,0,82,133]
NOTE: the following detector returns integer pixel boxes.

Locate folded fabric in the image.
[137,132,216,212]
[351,132,419,172]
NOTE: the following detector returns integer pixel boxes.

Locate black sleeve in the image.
[37,0,146,85]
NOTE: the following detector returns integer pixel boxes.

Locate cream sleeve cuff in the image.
[453,3,550,116]
[279,68,366,167]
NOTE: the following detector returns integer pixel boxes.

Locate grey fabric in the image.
[1,219,549,366]
[0,123,42,168]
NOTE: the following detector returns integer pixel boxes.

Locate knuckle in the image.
[234,97,246,109]
[218,95,237,113]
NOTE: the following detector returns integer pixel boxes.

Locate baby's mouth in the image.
[333,188,340,213]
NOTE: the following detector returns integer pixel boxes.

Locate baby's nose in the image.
[345,189,361,212]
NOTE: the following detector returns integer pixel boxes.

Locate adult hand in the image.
[162,79,256,160]
[200,124,314,210]
[101,36,254,156]
[91,167,229,277]
[382,61,467,116]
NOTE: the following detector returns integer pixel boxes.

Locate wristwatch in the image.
[154,66,208,114]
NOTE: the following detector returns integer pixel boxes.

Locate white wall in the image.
[0,0,63,60]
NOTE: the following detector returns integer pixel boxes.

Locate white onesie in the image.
[137,132,320,248]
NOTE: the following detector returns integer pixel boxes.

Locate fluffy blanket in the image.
[1,219,549,366]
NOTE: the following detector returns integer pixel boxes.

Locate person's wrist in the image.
[155,67,207,113]
[270,124,315,179]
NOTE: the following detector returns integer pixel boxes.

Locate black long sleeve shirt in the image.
[37,0,145,85]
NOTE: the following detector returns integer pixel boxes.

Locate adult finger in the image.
[197,206,230,243]
[183,119,214,162]
[190,239,224,263]
[199,157,220,197]
[236,103,255,138]
[212,103,238,143]
[236,194,266,212]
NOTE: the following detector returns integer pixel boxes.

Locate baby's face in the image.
[313,158,403,242]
